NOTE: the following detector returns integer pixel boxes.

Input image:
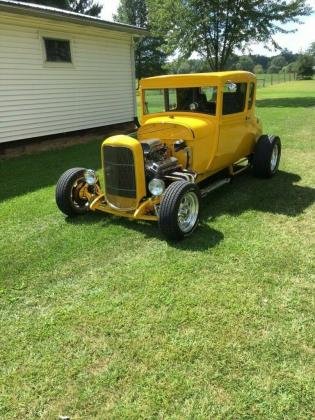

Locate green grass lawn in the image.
[1,81,314,419]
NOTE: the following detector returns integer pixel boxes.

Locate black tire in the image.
[55,167,89,216]
[252,135,281,178]
[159,181,200,241]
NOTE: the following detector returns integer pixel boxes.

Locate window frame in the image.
[39,31,75,68]
[247,82,255,110]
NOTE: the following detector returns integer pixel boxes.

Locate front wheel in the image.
[159,181,200,241]
[55,167,89,216]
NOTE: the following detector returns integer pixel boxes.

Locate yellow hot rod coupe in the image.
[56,71,281,240]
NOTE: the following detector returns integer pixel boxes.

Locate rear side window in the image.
[222,82,247,115]
[248,82,255,109]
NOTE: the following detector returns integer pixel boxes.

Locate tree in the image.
[14,0,102,16]
[253,64,264,74]
[296,54,314,78]
[177,61,192,74]
[235,56,254,72]
[268,55,288,73]
[267,64,280,74]
[166,58,210,74]
[250,55,269,72]
[114,0,167,79]
[148,0,312,71]
[69,0,102,16]
[280,48,297,63]
[307,41,315,57]
[188,59,210,73]
[284,61,299,73]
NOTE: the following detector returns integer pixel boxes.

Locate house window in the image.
[44,38,72,63]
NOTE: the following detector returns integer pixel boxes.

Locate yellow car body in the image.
[56,71,281,240]
[140,71,262,177]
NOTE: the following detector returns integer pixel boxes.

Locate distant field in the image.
[0,81,314,418]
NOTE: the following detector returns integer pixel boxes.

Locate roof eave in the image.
[0,1,148,36]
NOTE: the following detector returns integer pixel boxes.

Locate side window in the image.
[248,82,255,110]
[222,82,247,115]
[200,87,217,115]
[144,89,165,114]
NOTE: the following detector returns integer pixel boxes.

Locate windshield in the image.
[143,87,217,116]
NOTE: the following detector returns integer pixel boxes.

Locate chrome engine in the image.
[141,139,181,179]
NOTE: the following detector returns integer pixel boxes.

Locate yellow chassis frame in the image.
[79,184,159,222]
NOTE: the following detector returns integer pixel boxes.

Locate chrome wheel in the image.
[270,144,279,172]
[177,191,199,233]
[71,178,89,210]
[159,181,200,240]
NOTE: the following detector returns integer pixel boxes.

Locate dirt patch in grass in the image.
[0,121,136,159]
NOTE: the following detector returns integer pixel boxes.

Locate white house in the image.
[0,0,146,144]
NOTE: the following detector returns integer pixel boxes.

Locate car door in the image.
[242,81,258,156]
[217,81,254,167]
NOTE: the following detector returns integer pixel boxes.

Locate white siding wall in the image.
[0,12,135,143]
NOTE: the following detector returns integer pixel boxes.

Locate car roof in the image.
[140,71,256,89]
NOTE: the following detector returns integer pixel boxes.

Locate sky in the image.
[99,0,120,21]
[98,0,315,56]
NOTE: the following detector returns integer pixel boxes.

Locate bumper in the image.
[89,194,159,221]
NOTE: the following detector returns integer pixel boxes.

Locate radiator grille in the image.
[103,146,137,209]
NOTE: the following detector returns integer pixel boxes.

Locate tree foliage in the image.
[283,61,299,73]
[250,55,270,71]
[235,56,255,72]
[280,48,297,63]
[253,64,264,74]
[114,0,167,79]
[296,54,314,78]
[165,49,304,75]
[148,0,312,71]
[307,41,315,57]
[14,0,102,16]
[165,58,210,74]
[68,0,102,16]
[267,55,288,73]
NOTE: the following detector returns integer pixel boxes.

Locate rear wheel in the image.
[55,167,89,216]
[159,181,200,241]
[252,135,281,178]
